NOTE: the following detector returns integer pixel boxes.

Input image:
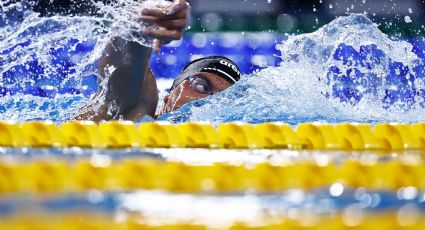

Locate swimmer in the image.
[73,0,241,122]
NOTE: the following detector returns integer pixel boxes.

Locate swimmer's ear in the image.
[163,94,170,103]
[159,94,171,115]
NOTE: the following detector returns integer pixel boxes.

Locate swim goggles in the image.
[188,76,213,95]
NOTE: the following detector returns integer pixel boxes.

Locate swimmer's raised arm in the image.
[72,0,190,122]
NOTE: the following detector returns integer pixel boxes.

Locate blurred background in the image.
[31,0,425,34]
[189,0,424,36]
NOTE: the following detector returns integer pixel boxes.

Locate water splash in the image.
[0,0,170,122]
[161,14,425,125]
[0,93,85,121]
[1,4,425,125]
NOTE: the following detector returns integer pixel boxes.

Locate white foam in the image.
[162,14,425,125]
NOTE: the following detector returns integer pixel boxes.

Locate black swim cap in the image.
[170,56,242,90]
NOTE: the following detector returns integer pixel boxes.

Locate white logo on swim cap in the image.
[220,60,241,76]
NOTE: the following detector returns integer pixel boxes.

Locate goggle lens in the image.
[189,76,213,95]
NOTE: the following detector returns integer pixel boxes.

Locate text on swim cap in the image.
[220,60,241,76]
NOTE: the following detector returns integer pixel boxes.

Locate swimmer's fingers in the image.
[153,39,162,52]
[140,0,188,52]
[139,17,188,30]
[142,1,189,19]
[169,0,189,15]
[143,28,182,43]
[141,8,187,20]
[173,0,187,7]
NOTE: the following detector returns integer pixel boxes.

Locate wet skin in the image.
[72,0,234,122]
[160,72,232,115]
[72,0,193,122]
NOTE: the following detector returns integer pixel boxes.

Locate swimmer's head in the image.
[160,56,241,115]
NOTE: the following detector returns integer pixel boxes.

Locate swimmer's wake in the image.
[161,14,425,125]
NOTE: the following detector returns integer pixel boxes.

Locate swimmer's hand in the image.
[141,0,190,52]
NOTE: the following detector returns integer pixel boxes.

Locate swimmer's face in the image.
[160,72,232,115]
